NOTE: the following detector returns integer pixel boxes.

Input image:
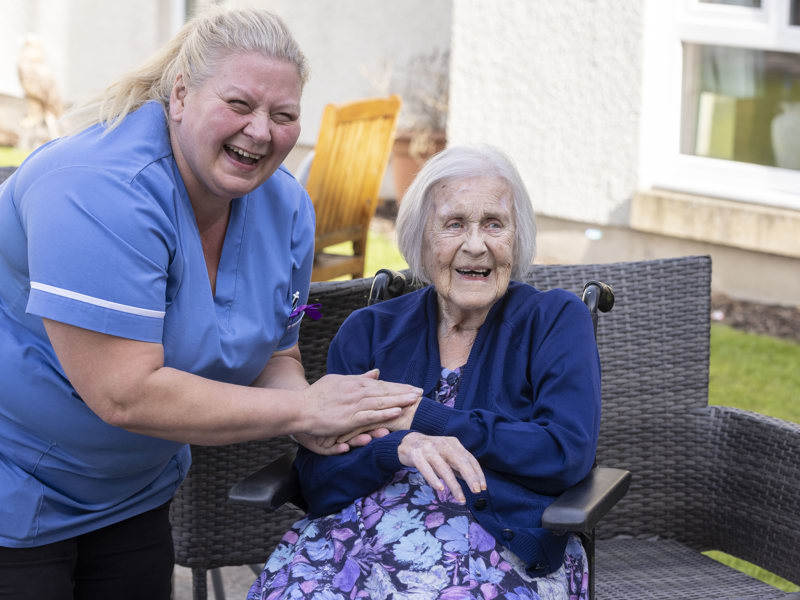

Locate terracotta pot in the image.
[391,130,446,203]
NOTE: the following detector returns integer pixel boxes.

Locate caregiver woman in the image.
[0,7,418,599]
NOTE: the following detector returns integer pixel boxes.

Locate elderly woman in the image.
[0,7,419,599]
[249,144,601,600]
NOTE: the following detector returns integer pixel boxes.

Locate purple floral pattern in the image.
[248,367,588,600]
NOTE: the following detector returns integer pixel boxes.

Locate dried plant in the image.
[361,48,450,133]
[397,48,449,133]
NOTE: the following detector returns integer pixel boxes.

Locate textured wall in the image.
[449,1,644,225]
[0,0,176,103]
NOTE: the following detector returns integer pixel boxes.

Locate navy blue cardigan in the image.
[294,281,601,575]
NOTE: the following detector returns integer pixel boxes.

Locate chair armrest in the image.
[228,456,631,535]
[228,448,305,512]
[707,406,800,584]
[541,467,631,534]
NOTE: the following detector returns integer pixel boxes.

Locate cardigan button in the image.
[473,498,487,510]
[501,528,514,540]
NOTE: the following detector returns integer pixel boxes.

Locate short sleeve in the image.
[21,167,175,342]
[276,183,315,351]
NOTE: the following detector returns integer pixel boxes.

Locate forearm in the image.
[100,364,308,445]
[44,319,420,447]
[295,432,406,516]
[251,347,309,391]
[412,398,597,492]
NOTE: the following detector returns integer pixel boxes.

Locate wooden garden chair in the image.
[303,95,402,281]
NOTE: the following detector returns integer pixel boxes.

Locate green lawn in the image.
[0,146,29,166]
[363,230,408,275]
[710,323,800,423]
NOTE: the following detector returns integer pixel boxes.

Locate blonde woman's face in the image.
[422,176,516,321]
[168,50,302,210]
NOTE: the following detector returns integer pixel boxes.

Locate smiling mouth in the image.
[225,144,263,166]
[456,268,491,278]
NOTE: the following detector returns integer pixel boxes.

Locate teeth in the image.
[457,269,490,277]
[226,145,262,160]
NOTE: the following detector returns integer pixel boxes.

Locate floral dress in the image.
[248,367,589,600]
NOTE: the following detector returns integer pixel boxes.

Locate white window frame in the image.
[640,0,800,210]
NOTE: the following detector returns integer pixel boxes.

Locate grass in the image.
[321,227,408,281]
[364,230,408,275]
[704,551,800,593]
[709,323,800,423]
[0,146,29,166]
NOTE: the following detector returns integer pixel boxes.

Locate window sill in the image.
[631,190,800,259]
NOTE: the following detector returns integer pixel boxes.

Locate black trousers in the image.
[0,502,174,600]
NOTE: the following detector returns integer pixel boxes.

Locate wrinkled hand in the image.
[301,370,421,438]
[294,428,391,456]
[398,432,486,503]
[292,432,349,455]
[376,396,420,431]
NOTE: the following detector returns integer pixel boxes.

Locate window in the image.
[683,44,800,169]
[641,0,800,210]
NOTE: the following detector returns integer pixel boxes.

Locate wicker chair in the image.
[533,254,800,599]
[228,268,626,600]
[0,166,17,181]
[224,255,800,599]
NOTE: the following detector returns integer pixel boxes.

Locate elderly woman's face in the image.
[422,176,515,319]
[168,50,302,209]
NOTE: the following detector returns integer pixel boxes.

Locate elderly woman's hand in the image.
[294,428,390,455]
[398,432,486,503]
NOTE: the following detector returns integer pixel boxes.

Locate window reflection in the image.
[682,44,800,170]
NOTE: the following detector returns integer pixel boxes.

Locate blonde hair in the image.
[64,6,309,134]
[396,144,537,284]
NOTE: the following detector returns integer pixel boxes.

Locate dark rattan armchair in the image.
[228,269,628,600]
[169,255,800,599]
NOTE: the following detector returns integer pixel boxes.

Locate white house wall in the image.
[449,0,644,227]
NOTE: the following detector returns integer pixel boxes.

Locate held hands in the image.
[397,432,486,503]
[299,369,420,453]
[292,429,390,456]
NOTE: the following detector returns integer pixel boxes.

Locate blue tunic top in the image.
[0,101,315,547]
